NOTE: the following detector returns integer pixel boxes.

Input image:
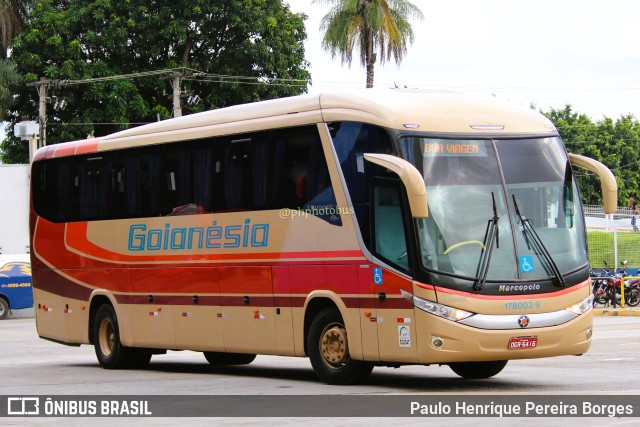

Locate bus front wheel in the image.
[93,304,151,369]
[448,360,508,379]
[308,307,373,385]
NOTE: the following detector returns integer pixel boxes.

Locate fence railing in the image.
[585,204,640,272]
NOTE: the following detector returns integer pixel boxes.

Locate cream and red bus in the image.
[29,90,617,384]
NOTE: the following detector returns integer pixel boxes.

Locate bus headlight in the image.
[565,295,593,316]
[403,290,473,322]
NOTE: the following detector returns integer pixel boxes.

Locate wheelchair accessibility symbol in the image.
[373,267,383,285]
[519,256,534,273]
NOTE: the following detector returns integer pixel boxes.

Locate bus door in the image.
[219,266,276,354]
[370,178,418,362]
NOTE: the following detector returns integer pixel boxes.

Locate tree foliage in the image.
[1,0,310,163]
[315,0,423,88]
[545,105,640,208]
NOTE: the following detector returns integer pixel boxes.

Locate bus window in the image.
[215,132,269,211]
[32,157,73,223]
[329,122,393,247]
[270,126,341,225]
[371,179,410,272]
[76,154,113,220]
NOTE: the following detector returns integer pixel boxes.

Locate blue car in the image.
[0,261,33,320]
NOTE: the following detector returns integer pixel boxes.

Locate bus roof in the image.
[35,89,557,158]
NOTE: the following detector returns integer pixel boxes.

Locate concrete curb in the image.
[593,307,640,316]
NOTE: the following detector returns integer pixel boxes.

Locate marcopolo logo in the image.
[498,284,541,293]
[128,219,270,252]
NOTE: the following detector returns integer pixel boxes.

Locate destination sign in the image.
[423,141,487,157]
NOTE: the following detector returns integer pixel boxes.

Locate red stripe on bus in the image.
[52,142,78,158]
[433,280,589,300]
[74,138,100,155]
[415,282,435,290]
[33,269,92,302]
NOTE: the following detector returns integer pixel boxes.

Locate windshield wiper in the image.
[512,194,566,287]
[474,192,500,290]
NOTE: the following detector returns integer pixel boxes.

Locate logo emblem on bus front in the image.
[518,315,530,328]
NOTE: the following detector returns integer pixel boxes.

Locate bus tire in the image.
[448,360,508,379]
[0,298,9,320]
[93,304,148,369]
[203,352,256,366]
[308,307,373,385]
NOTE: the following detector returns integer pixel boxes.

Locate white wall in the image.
[0,165,30,255]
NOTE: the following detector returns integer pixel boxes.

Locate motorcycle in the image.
[592,261,640,307]
[591,261,614,307]
[613,278,640,307]
[592,276,611,307]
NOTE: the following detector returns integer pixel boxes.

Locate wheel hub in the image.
[321,325,349,366]
[98,318,115,357]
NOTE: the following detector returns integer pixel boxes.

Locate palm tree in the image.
[0,0,30,58]
[315,0,423,88]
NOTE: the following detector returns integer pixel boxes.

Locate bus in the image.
[29,90,617,384]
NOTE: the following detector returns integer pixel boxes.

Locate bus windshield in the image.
[400,136,587,284]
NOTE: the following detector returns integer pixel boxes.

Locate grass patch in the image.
[587,231,640,268]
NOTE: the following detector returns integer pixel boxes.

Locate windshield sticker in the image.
[519,255,534,273]
[423,141,487,157]
[398,326,411,347]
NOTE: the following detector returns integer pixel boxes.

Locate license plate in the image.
[508,336,538,350]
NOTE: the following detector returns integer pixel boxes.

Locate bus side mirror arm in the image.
[363,153,428,218]
[568,153,618,214]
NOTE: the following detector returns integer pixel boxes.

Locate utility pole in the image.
[37,77,48,148]
[26,77,50,148]
[172,73,182,118]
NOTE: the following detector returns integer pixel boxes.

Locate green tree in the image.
[546,105,640,207]
[2,0,310,163]
[0,59,19,120]
[315,0,423,88]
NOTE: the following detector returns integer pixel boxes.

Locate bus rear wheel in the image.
[308,307,373,385]
[203,352,256,366]
[448,360,508,379]
[93,304,151,369]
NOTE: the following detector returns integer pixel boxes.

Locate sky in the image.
[286,0,640,120]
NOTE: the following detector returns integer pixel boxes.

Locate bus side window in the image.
[76,154,113,221]
[120,147,162,218]
[330,122,394,247]
[371,179,411,272]
[215,133,269,212]
[32,157,74,223]
[159,140,214,216]
[269,126,340,225]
